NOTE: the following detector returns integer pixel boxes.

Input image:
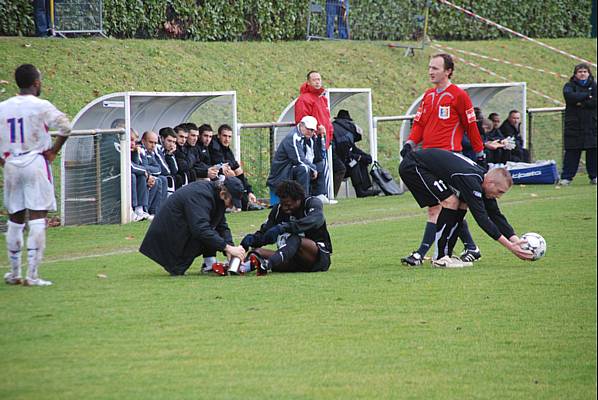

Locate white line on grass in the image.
[0,192,586,268]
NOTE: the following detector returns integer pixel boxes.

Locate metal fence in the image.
[527,107,565,168]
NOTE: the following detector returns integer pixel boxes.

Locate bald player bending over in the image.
[399,148,533,268]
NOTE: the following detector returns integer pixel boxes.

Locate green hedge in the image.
[0,0,592,39]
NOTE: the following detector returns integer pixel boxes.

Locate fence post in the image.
[269,126,276,161]
[527,111,534,161]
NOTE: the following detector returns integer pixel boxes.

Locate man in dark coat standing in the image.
[560,63,597,185]
[139,177,246,275]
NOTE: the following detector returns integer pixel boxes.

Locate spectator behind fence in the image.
[295,70,334,202]
[130,129,152,222]
[267,116,324,198]
[326,0,350,39]
[499,110,530,162]
[559,63,597,185]
[209,124,262,210]
[33,0,52,37]
[331,109,379,197]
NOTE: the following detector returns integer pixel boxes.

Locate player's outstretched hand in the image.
[263,225,284,244]
[240,234,255,250]
[400,142,413,158]
[509,238,534,261]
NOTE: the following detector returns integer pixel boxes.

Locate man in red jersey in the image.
[400,53,487,267]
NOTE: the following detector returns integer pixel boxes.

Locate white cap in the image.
[300,115,318,130]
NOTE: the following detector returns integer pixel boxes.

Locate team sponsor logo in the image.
[511,170,542,179]
[473,190,482,198]
[466,107,476,123]
[438,105,450,119]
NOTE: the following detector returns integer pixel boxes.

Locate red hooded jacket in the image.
[295,82,334,148]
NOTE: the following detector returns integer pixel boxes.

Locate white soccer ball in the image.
[521,232,547,261]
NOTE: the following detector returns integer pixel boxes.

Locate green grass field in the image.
[1,182,595,399]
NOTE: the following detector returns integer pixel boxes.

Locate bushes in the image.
[0,0,592,39]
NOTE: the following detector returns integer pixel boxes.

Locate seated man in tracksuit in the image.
[240,180,332,275]
[266,116,326,198]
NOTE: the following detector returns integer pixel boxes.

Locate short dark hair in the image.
[306,70,319,80]
[488,112,500,121]
[185,122,198,132]
[198,124,213,135]
[218,124,233,135]
[431,53,454,79]
[174,123,189,134]
[508,110,520,117]
[275,180,305,201]
[15,64,40,89]
[159,127,176,138]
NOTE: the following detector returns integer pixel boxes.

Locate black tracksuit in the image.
[139,181,233,275]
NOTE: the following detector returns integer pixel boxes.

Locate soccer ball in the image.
[521,232,547,261]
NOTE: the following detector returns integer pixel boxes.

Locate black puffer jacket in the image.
[563,76,597,150]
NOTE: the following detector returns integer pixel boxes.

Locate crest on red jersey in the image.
[438,105,450,119]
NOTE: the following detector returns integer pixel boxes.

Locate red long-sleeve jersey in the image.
[408,83,484,153]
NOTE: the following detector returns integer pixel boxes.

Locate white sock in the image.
[6,221,25,277]
[26,219,47,280]
[240,261,252,273]
[203,256,217,270]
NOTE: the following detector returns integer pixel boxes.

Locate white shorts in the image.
[3,153,56,214]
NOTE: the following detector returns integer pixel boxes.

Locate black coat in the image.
[139,181,233,275]
[563,76,597,150]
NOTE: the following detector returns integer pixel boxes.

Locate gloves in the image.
[263,225,284,245]
[476,153,488,171]
[240,234,255,250]
[400,142,413,158]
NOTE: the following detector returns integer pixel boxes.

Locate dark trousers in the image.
[561,148,597,180]
[34,0,51,37]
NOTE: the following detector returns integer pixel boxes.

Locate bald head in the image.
[142,131,159,153]
[483,167,512,199]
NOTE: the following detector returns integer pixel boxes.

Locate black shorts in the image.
[273,242,331,273]
[399,153,454,208]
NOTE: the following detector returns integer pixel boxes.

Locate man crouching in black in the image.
[139,177,246,276]
[241,180,332,275]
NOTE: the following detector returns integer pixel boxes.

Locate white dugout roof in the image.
[61,91,237,225]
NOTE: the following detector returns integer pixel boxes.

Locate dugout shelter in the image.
[61,91,237,226]
[272,88,374,200]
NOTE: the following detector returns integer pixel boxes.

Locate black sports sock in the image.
[458,218,477,250]
[434,208,462,259]
[447,210,468,256]
[416,222,436,256]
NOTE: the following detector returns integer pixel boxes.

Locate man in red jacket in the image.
[400,53,487,266]
[295,71,336,202]
[295,71,334,148]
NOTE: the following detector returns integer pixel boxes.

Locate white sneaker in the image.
[146,214,155,222]
[432,255,472,268]
[131,213,145,222]
[559,179,571,186]
[316,194,330,204]
[23,277,53,286]
[328,199,338,205]
[4,272,22,285]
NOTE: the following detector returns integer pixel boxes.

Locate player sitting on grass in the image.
[240,180,333,275]
[399,148,534,268]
